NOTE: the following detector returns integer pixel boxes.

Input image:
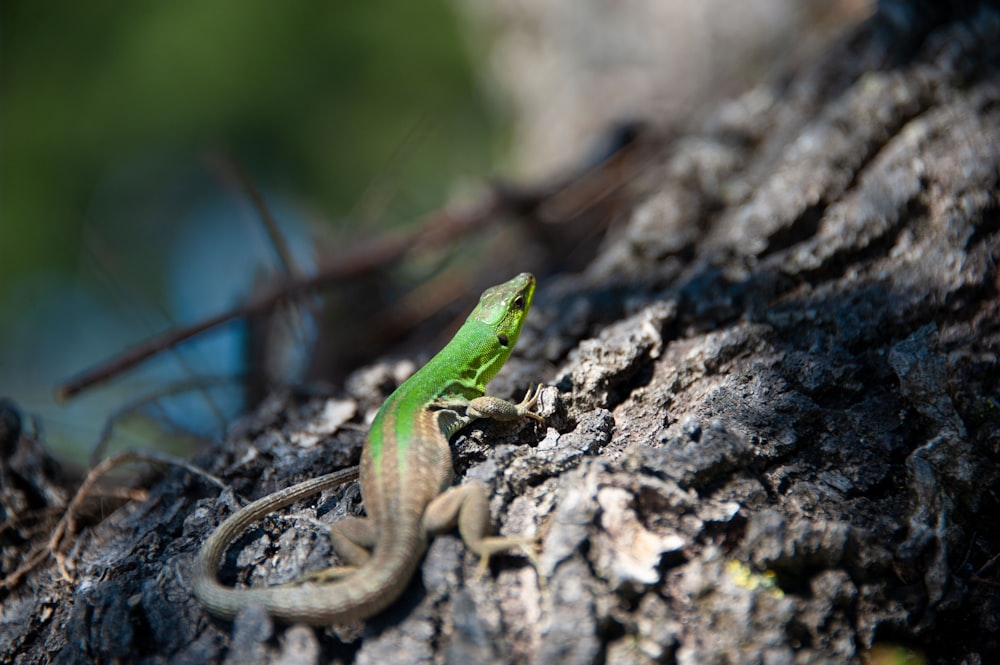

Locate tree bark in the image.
[3,3,1000,664]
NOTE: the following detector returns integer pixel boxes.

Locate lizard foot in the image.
[471,534,539,581]
[516,384,545,423]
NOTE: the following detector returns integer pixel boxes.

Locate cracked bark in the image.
[3,3,1000,664]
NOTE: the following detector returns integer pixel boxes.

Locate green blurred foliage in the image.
[0,0,501,291]
[0,0,504,462]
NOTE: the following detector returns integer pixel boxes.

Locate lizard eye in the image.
[497,333,509,347]
[512,295,525,311]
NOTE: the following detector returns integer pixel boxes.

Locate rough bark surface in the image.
[4,3,1000,664]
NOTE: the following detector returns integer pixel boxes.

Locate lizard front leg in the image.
[466,384,544,423]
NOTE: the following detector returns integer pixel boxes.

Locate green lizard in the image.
[192,272,541,624]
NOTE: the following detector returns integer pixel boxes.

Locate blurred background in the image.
[0,0,867,465]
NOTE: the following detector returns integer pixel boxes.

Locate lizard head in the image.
[466,273,535,375]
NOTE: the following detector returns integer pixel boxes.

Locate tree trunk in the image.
[3,3,1000,664]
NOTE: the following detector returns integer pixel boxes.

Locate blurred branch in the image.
[56,126,645,400]
[56,186,511,400]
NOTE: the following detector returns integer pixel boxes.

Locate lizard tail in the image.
[191,472,427,625]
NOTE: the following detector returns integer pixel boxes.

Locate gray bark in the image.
[3,3,1000,664]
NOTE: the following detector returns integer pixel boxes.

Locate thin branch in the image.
[88,375,236,464]
[1,450,227,589]
[55,188,512,400]
[48,450,226,582]
[55,126,644,400]
[204,153,301,279]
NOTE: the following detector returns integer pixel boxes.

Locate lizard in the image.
[191,272,542,624]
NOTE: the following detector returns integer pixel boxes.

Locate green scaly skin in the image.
[192,273,541,624]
